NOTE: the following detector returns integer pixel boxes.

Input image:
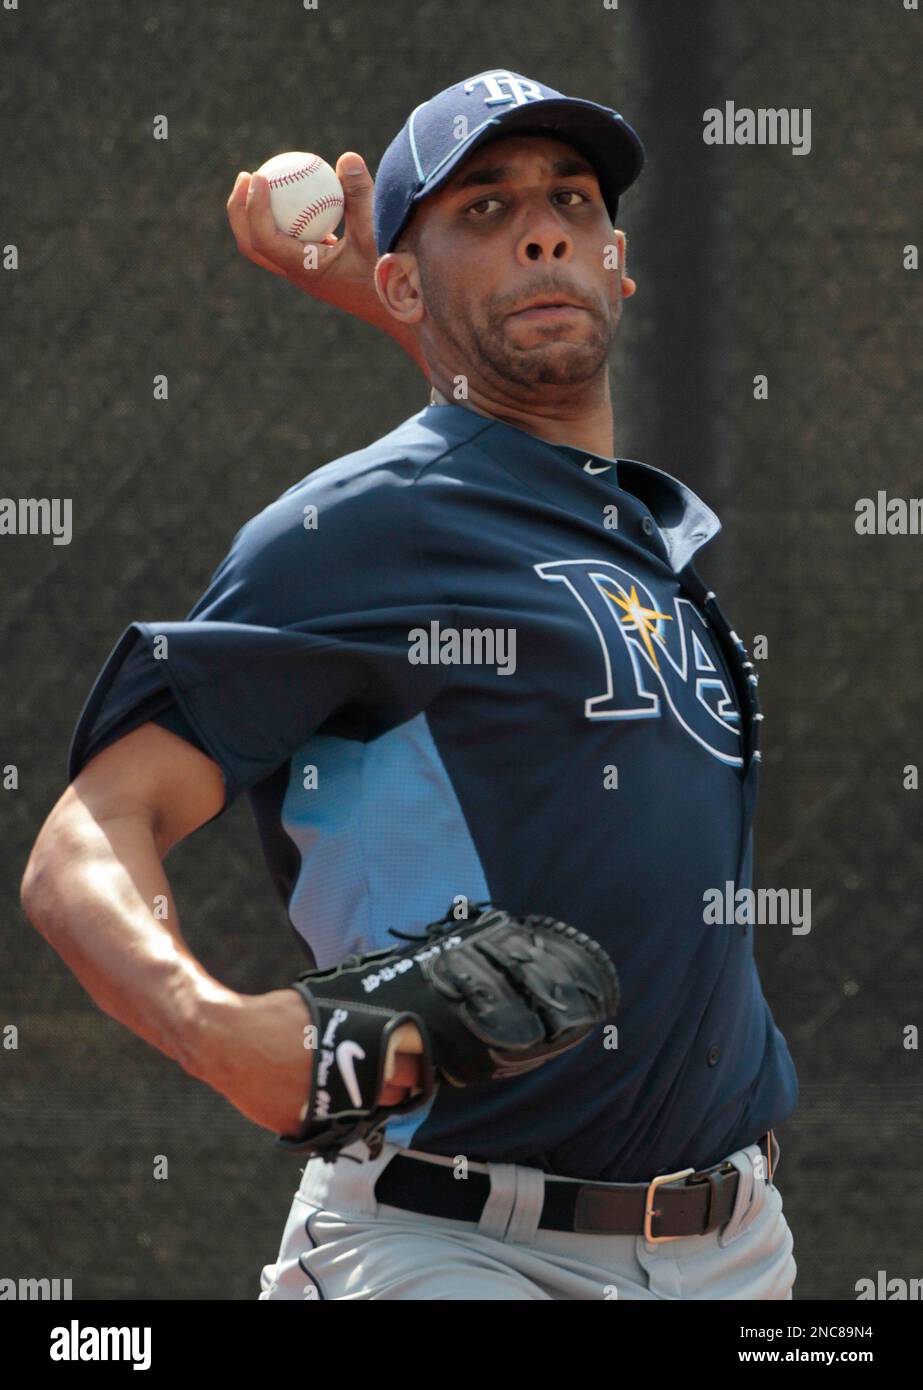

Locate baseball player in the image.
[21,70,798,1300]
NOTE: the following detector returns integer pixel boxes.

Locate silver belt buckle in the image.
[643,1167,696,1244]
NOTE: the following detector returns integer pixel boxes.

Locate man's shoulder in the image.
[210,406,492,597]
[246,405,495,539]
[291,402,493,494]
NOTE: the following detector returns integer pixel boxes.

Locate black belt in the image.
[374,1131,778,1241]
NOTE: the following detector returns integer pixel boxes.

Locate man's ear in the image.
[614,228,637,299]
[375,251,425,325]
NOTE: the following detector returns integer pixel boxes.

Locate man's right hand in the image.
[226,151,428,376]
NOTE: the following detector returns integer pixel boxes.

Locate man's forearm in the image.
[20,806,228,1069]
[20,795,415,1136]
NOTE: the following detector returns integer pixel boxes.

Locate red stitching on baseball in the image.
[267,158,323,188]
[288,193,344,237]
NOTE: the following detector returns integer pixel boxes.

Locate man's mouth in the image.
[507,298,588,322]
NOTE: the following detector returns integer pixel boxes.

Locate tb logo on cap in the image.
[464,70,544,108]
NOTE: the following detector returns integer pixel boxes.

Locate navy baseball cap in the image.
[373,68,645,255]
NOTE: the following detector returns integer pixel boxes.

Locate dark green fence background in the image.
[2,0,920,1300]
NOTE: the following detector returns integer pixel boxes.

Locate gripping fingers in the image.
[380,1021,425,1104]
[226,172,308,279]
[245,173,308,272]
[226,172,285,277]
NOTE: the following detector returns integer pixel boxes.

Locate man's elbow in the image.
[20,808,69,927]
[21,840,49,923]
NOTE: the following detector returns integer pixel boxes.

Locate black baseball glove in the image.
[276,903,619,1160]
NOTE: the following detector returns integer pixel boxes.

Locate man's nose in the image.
[514,203,574,263]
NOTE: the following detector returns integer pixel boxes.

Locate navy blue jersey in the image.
[68,402,797,1182]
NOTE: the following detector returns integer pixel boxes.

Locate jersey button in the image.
[707,1045,721,1066]
[641,515,655,536]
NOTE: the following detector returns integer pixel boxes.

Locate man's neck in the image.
[428,385,616,462]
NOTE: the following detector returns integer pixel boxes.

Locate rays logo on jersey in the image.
[535,558,743,766]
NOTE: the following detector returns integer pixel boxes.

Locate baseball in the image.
[254,151,345,242]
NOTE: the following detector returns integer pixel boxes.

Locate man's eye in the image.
[467,197,503,217]
[465,189,591,219]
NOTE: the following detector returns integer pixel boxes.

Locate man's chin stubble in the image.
[487,334,611,388]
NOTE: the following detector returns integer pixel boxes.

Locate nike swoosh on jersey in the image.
[583,460,612,475]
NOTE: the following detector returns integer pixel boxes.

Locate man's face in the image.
[392,133,627,393]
